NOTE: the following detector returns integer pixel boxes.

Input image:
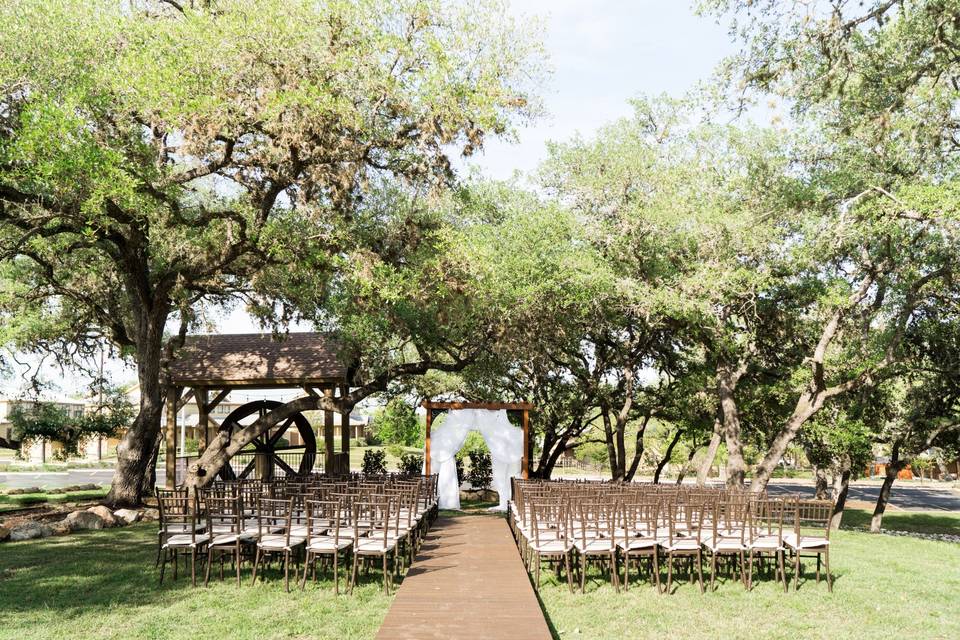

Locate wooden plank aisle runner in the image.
[376,515,553,640]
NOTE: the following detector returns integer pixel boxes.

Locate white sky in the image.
[3,1,739,396]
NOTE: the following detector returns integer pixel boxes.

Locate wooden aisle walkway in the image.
[376,515,553,640]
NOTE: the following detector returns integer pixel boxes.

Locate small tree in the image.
[372,400,422,447]
[361,449,387,475]
[398,452,423,476]
[467,450,493,490]
[9,389,133,460]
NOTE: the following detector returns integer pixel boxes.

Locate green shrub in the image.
[398,452,424,475]
[371,399,422,446]
[455,454,465,485]
[362,449,387,475]
[467,450,493,489]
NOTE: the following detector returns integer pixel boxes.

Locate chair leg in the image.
[739,550,747,588]
[334,551,340,595]
[564,552,573,594]
[191,548,197,588]
[159,547,168,585]
[349,552,359,595]
[284,551,291,593]
[301,552,311,591]
[695,551,704,594]
[666,553,673,595]
[746,551,754,591]
[235,547,242,587]
[624,552,630,591]
[579,553,585,593]
[778,550,788,593]
[382,553,389,594]
[825,549,832,593]
[204,549,213,587]
[816,554,821,583]
[610,552,620,593]
[653,549,661,594]
[251,547,262,586]
[710,552,717,591]
[793,550,801,591]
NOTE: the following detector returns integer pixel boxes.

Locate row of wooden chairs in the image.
[510,479,833,594]
[155,474,439,593]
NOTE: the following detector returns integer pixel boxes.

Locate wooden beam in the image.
[165,386,180,489]
[421,400,534,411]
[206,388,231,412]
[175,388,195,412]
[522,409,530,480]
[424,408,433,476]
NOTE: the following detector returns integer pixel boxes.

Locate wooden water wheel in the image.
[217,400,317,481]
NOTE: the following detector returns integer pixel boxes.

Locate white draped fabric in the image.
[426,408,523,511]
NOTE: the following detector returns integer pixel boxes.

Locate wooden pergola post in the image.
[323,387,335,473]
[522,408,530,480]
[164,386,180,488]
[424,408,433,476]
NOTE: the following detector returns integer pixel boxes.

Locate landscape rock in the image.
[141,508,160,522]
[0,525,10,542]
[9,521,54,540]
[6,486,43,496]
[52,522,72,536]
[86,505,116,527]
[113,508,141,525]
[64,510,105,531]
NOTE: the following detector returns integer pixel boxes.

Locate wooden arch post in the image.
[421,400,533,479]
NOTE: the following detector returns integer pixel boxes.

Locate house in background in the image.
[0,396,90,463]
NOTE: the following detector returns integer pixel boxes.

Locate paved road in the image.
[765,482,960,512]
[0,469,166,490]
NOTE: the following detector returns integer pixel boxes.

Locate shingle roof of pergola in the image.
[168,332,348,388]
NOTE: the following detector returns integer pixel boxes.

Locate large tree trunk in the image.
[106,316,167,507]
[871,439,905,533]
[624,413,652,482]
[717,367,747,489]
[654,428,683,484]
[751,394,820,493]
[696,418,722,486]
[812,464,830,499]
[830,454,851,530]
[601,406,625,481]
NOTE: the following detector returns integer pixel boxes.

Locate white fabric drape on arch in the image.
[425,408,523,511]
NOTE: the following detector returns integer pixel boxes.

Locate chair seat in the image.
[355,538,398,555]
[210,532,256,546]
[659,538,700,552]
[258,534,305,550]
[161,523,204,535]
[307,536,353,552]
[784,534,829,550]
[163,533,210,548]
[532,539,572,554]
[574,538,616,553]
[617,537,659,551]
[703,536,746,552]
[749,535,783,551]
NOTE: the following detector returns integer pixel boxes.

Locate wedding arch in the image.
[422,401,532,511]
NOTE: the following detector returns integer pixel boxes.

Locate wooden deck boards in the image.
[375,515,553,640]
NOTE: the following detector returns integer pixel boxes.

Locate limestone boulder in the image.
[86,505,116,527]
[9,521,54,540]
[141,508,160,522]
[0,525,10,542]
[113,508,141,525]
[65,510,105,531]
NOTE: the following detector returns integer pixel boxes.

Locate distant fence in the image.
[174,449,324,484]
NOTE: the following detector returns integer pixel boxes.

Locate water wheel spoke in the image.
[273,455,297,477]
[238,459,256,480]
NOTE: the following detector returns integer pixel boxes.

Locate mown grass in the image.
[0,488,109,511]
[0,523,393,640]
[535,512,960,640]
[840,508,960,536]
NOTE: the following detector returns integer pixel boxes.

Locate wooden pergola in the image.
[422,400,534,479]
[164,332,352,487]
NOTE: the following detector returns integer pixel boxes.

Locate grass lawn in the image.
[0,523,393,640]
[535,510,960,640]
[0,487,109,512]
